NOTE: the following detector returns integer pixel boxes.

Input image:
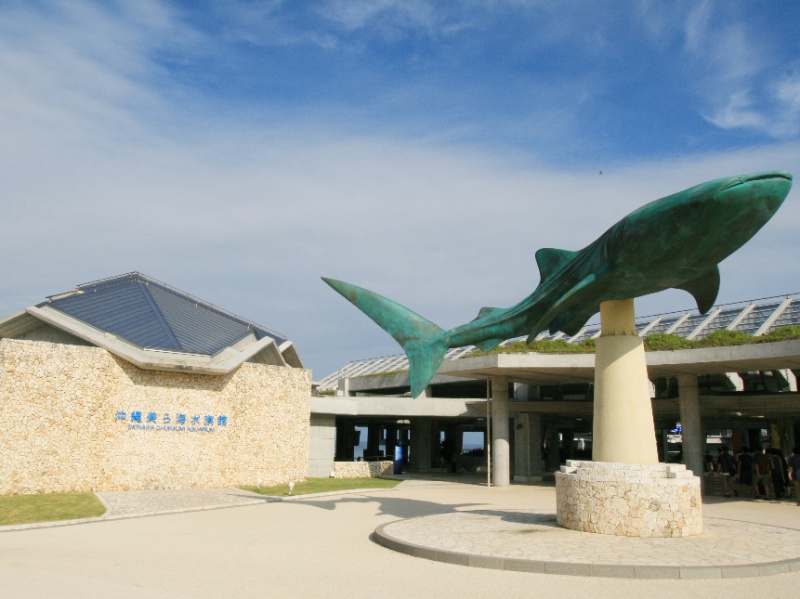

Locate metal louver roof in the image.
[318,292,800,390]
[46,272,288,356]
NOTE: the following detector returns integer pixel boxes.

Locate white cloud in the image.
[676,2,800,140]
[703,90,766,130]
[1,1,798,377]
[683,0,712,54]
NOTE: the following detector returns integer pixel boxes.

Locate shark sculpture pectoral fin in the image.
[549,305,600,337]
[675,266,720,314]
[475,338,505,352]
[535,248,579,283]
[525,273,598,342]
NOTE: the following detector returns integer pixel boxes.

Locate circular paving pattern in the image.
[373,510,800,579]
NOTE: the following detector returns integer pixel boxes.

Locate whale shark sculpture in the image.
[324,171,793,397]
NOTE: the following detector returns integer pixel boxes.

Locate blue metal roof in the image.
[45,272,288,355]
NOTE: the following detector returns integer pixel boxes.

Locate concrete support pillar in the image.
[337,377,351,397]
[366,424,381,460]
[491,376,510,487]
[308,414,336,477]
[514,413,544,481]
[410,418,433,470]
[592,299,659,464]
[417,385,433,399]
[677,374,704,479]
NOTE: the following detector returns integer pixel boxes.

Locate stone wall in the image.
[0,339,311,494]
[556,460,702,538]
[332,461,393,478]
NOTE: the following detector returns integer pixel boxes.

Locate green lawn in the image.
[241,477,401,497]
[0,492,106,526]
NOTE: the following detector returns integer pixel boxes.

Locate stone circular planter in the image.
[555,460,702,538]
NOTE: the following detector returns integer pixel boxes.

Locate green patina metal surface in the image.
[324,171,793,397]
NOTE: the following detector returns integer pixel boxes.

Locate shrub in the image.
[642,334,696,352]
[698,330,753,347]
[757,325,800,343]
[450,324,800,360]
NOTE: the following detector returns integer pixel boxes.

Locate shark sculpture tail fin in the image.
[322,277,448,398]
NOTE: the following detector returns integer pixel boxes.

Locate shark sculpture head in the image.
[599,171,793,313]
[619,171,791,261]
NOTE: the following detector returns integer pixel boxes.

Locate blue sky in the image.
[1,1,799,378]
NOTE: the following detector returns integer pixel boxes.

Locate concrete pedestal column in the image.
[492,376,510,487]
[677,374,704,479]
[410,418,433,470]
[592,299,659,464]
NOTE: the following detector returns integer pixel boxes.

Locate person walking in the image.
[715,446,737,497]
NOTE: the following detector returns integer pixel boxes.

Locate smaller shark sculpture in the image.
[324,171,792,397]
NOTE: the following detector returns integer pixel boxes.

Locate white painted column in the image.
[677,374,704,478]
[491,376,510,487]
[592,299,659,464]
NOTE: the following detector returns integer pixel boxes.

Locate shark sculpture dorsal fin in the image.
[474,306,501,321]
[675,266,720,314]
[535,248,578,284]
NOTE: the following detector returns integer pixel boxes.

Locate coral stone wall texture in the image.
[0,339,311,494]
[332,461,393,478]
[556,460,703,538]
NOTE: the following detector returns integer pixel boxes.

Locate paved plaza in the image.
[2,477,800,598]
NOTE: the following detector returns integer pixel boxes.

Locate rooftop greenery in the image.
[337,326,800,380]
[469,325,800,356]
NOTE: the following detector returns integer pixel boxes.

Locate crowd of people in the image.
[709,445,800,503]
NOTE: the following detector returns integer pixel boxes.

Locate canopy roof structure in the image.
[0,272,303,374]
[318,292,800,390]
